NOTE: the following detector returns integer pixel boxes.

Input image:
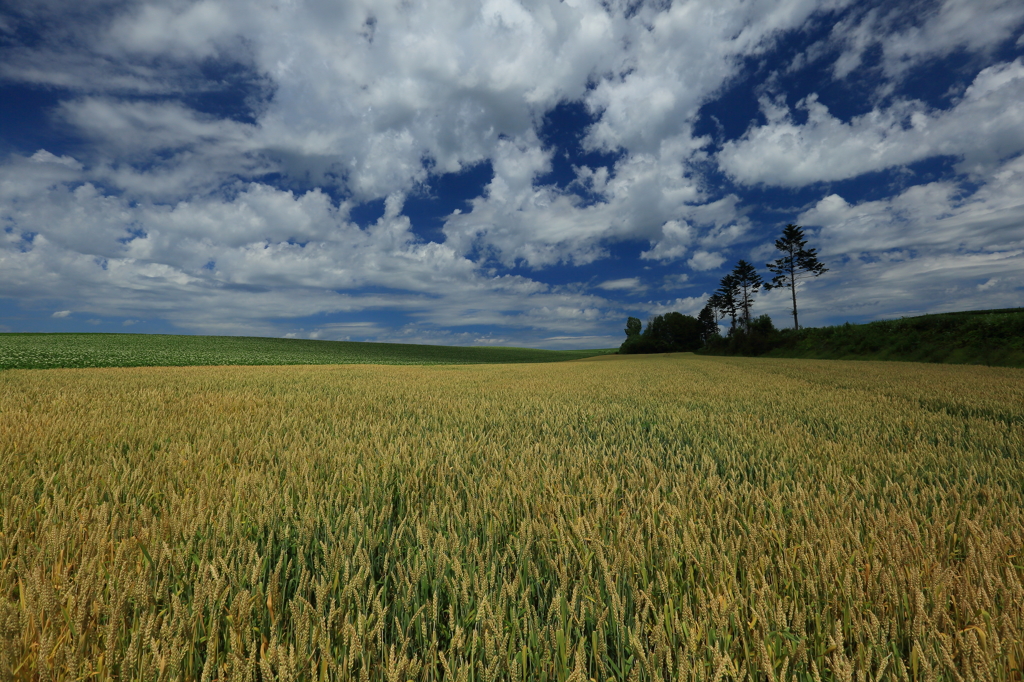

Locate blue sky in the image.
[1,0,1023,348]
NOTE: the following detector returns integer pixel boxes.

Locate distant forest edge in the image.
[621,307,1024,368]
[621,223,1024,368]
[0,334,617,370]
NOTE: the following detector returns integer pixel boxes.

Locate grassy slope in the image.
[703,307,1024,367]
[0,332,616,369]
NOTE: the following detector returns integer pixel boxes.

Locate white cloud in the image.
[301,322,385,341]
[643,295,710,317]
[539,334,620,349]
[782,154,1024,323]
[640,220,693,262]
[596,277,643,291]
[105,2,236,61]
[2,0,851,251]
[51,310,71,318]
[719,59,1024,186]
[800,153,1024,258]
[582,0,853,155]
[472,336,508,345]
[30,150,83,170]
[830,0,1024,82]
[826,8,878,79]
[243,0,632,201]
[441,137,741,268]
[0,159,625,337]
[687,250,726,271]
[2,0,1021,339]
[660,273,690,290]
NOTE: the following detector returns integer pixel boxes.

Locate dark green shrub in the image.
[618,312,704,354]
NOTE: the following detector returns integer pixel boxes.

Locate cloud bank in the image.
[1,0,1022,343]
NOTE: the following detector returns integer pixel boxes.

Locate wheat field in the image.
[1,354,1022,681]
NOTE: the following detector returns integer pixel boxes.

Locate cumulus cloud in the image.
[0,155,623,336]
[51,310,71,318]
[687,250,727,271]
[441,137,748,268]
[581,0,855,154]
[12,0,787,281]
[719,59,1024,186]
[2,0,845,214]
[640,220,693,262]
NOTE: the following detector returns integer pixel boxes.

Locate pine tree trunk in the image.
[790,266,798,330]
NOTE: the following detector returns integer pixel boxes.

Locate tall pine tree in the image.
[764,224,828,330]
[697,305,718,344]
[714,275,740,332]
[730,260,763,331]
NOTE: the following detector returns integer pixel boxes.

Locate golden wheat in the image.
[1,354,1022,681]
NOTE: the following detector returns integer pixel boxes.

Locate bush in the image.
[702,315,779,356]
[696,307,1024,367]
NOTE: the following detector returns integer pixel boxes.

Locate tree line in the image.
[620,224,828,354]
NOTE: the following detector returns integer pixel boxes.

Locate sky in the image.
[1,0,1023,349]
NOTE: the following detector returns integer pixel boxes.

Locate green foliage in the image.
[730,260,764,330]
[749,313,777,335]
[697,305,718,343]
[713,275,739,330]
[703,314,778,356]
[619,312,703,354]
[624,316,642,338]
[0,333,617,370]
[698,308,1024,367]
[706,293,728,324]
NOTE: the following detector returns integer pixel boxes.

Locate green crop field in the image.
[2,355,1023,681]
[0,333,616,370]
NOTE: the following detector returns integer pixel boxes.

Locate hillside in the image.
[0,333,616,370]
[700,307,1024,367]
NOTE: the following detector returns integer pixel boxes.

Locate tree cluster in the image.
[699,224,828,339]
[620,224,829,355]
[619,312,703,354]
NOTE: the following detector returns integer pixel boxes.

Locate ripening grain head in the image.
[1,356,1022,681]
